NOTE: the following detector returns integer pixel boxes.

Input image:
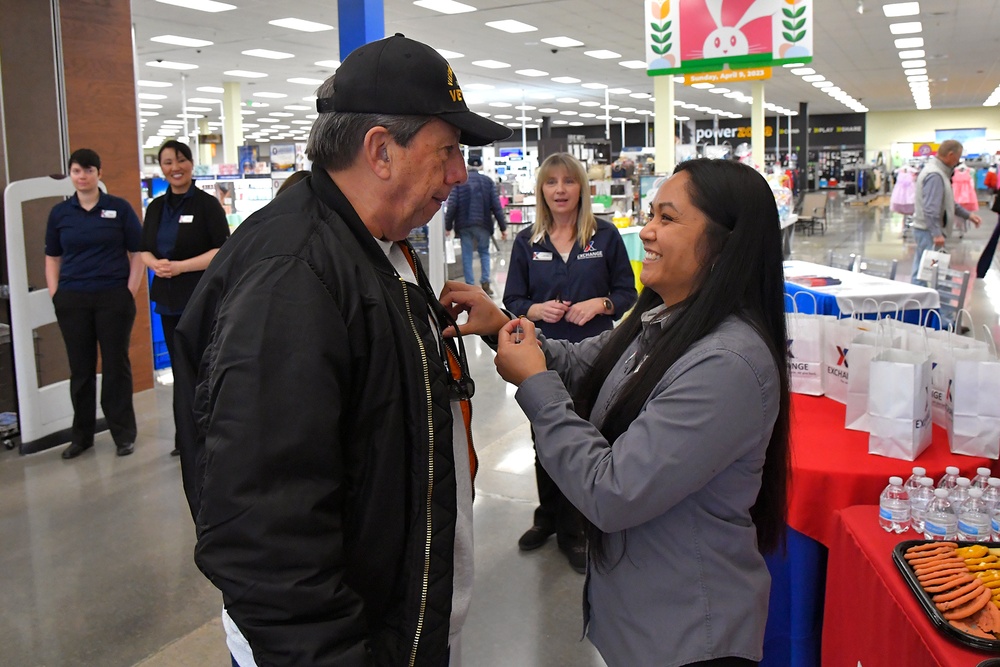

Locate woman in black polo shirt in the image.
[45,148,144,459]
[140,140,230,456]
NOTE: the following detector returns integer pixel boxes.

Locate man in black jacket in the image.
[445,157,507,295]
[172,35,512,667]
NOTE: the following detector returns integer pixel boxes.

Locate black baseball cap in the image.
[316,34,512,147]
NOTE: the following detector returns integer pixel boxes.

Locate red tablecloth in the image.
[787,394,997,547]
[822,505,997,666]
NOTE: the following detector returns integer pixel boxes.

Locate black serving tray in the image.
[893,540,1000,652]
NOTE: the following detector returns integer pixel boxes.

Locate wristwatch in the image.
[602,297,613,313]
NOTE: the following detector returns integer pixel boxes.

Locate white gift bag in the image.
[927,310,988,427]
[846,319,901,432]
[947,326,1000,459]
[917,248,950,282]
[786,292,826,396]
[868,329,933,461]
[822,302,877,405]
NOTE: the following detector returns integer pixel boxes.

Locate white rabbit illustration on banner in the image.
[701,0,779,59]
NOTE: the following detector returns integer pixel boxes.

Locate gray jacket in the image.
[913,156,970,237]
[515,314,779,667]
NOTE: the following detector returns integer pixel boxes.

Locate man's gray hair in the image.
[306,74,432,171]
[938,139,964,158]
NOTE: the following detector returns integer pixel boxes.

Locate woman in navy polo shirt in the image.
[45,148,144,459]
[503,152,637,572]
[140,140,229,456]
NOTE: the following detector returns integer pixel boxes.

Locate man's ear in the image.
[363,127,392,179]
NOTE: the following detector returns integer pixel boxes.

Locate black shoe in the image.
[518,525,554,551]
[116,442,134,457]
[481,281,494,296]
[561,543,588,574]
[170,447,181,457]
[61,442,93,459]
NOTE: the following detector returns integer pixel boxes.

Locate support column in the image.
[222,82,242,165]
[653,75,675,175]
[794,101,809,191]
[198,118,212,165]
[338,0,385,59]
[751,81,765,169]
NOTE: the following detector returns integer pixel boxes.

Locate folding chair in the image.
[930,266,971,326]
[795,192,828,236]
[827,250,858,272]
[856,256,898,280]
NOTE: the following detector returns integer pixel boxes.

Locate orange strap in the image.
[398,243,477,482]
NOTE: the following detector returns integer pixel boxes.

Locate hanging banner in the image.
[684,67,772,84]
[645,0,813,76]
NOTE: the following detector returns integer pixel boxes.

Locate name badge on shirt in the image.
[532,251,553,261]
[100,210,117,218]
[179,215,194,223]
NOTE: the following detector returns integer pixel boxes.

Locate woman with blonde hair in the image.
[503,152,637,572]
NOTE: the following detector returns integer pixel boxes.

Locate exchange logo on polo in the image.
[577,241,603,260]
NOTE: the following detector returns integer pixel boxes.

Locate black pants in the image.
[160,313,181,369]
[53,287,137,447]
[977,213,1000,279]
[531,428,584,548]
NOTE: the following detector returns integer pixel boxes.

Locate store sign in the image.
[198,133,223,144]
[691,112,865,147]
[913,142,939,157]
[684,66,772,84]
[645,0,813,76]
[694,124,774,143]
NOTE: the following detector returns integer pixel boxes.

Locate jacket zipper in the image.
[400,279,435,667]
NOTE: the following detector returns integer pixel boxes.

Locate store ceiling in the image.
[130,0,1000,146]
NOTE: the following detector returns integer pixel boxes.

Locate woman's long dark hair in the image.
[575,159,790,569]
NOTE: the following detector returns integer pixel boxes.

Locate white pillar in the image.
[751,81,765,169]
[198,118,212,165]
[653,75,675,174]
[222,82,243,165]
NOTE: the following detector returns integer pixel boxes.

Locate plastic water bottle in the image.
[938,466,960,490]
[958,488,992,541]
[982,478,1000,512]
[924,488,958,541]
[910,477,935,535]
[879,476,911,533]
[950,478,971,508]
[905,466,927,496]
[972,467,993,490]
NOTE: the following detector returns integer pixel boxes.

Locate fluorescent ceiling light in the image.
[542,36,584,48]
[258,118,280,123]
[551,76,580,84]
[151,35,213,47]
[791,68,815,76]
[243,49,294,59]
[903,68,927,75]
[801,74,825,82]
[436,49,464,59]
[559,110,578,116]
[538,108,559,113]
[515,105,536,110]
[723,92,742,99]
[552,120,569,125]
[138,80,173,88]
[184,106,212,112]
[601,104,620,110]
[584,50,621,60]
[894,37,924,48]
[782,62,806,68]
[314,60,340,68]
[813,81,834,88]
[471,60,510,69]
[288,77,324,85]
[413,0,477,14]
[619,107,636,112]
[488,102,512,108]
[556,97,579,103]
[907,75,929,82]
[608,88,631,94]
[691,82,714,89]
[268,18,334,32]
[140,111,159,117]
[898,49,925,59]
[882,2,920,17]
[155,0,235,12]
[485,20,536,33]
[284,104,311,110]
[196,86,223,93]
[889,21,922,34]
[253,92,287,98]
[581,82,607,89]
[187,97,220,103]
[579,112,596,118]
[595,115,611,120]
[463,83,494,90]
[178,113,204,118]
[709,87,730,94]
[146,60,198,70]
[516,69,549,77]
[270,112,294,117]
[225,70,268,78]
[579,101,601,107]
[901,59,926,68]
[630,92,652,99]
[619,60,647,70]
[138,92,167,100]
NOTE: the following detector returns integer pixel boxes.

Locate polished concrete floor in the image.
[1,192,999,666]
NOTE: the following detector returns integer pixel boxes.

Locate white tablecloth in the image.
[783,260,940,314]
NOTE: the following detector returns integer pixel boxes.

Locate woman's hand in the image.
[439,280,509,337]
[528,299,571,324]
[495,318,547,386]
[564,298,607,326]
[151,258,183,278]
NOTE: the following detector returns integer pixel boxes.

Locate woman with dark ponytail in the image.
[494,159,790,667]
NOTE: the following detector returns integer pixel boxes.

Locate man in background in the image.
[910,139,981,285]
[445,156,508,295]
